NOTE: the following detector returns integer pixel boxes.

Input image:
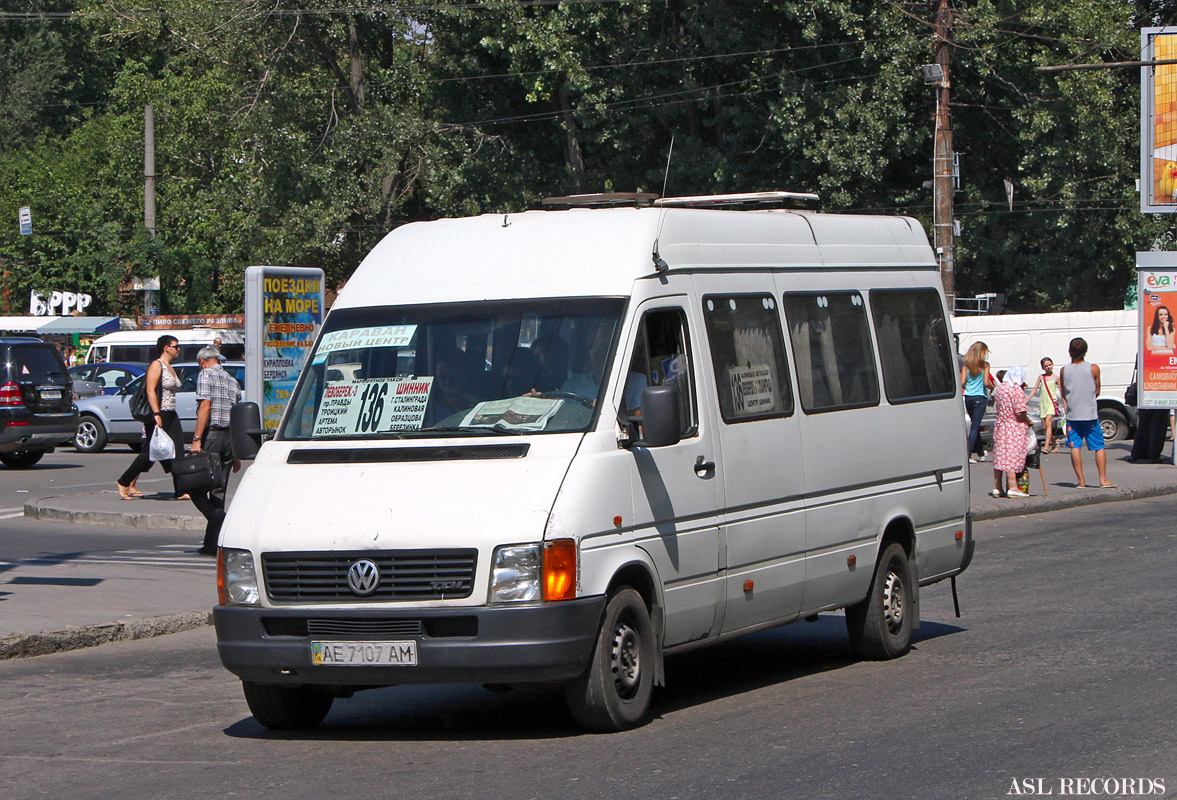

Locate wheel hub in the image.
[610,621,641,698]
[882,570,905,634]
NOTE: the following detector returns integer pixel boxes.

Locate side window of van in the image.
[783,292,879,413]
[621,308,697,436]
[702,294,793,422]
[111,346,151,363]
[869,289,956,403]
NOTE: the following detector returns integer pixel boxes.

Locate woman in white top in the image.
[116,335,187,500]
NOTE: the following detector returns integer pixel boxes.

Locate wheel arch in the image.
[876,515,919,630]
[590,552,666,687]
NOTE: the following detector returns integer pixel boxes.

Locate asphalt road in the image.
[0,448,203,562]
[0,447,173,511]
[2,496,1174,800]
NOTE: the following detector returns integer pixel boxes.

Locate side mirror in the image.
[230,401,268,460]
[637,385,681,447]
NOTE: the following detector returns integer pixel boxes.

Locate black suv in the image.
[0,337,79,468]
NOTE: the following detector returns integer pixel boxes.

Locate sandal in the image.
[116,484,136,501]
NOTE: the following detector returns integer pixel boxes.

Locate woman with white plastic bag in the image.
[115,335,187,500]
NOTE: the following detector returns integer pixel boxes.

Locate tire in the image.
[845,542,914,660]
[0,449,45,469]
[1098,408,1129,441]
[565,588,655,732]
[241,681,334,731]
[74,415,108,453]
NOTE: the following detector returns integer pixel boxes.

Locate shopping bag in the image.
[148,426,175,462]
[173,452,223,494]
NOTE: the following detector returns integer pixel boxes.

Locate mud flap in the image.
[909,558,920,630]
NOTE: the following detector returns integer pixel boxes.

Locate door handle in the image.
[694,455,716,475]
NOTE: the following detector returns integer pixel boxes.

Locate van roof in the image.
[334,206,935,310]
[89,329,243,345]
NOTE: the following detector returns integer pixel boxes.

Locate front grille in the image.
[261,616,478,638]
[262,550,477,603]
[307,618,423,637]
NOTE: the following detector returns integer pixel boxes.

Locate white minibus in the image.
[85,328,244,364]
[215,193,974,732]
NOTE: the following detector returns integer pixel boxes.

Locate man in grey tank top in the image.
[1059,337,1115,489]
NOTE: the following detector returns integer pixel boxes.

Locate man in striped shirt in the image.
[191,346,242,555]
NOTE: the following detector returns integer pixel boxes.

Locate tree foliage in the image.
[0,0,1172,315]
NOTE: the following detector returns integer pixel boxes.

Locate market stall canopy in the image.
[0,316,121,335]
[36,316,121,335]
[0,316,44,333]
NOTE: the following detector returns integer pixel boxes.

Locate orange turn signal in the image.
[216,548,226,605]
[543,538,577,601]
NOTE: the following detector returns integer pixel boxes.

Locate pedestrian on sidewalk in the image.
[961,341,994,463]
[1031,356,1063,453]
[189,346,242,555]
[1059,337,1115,489]
[991,367,1031,498]
[116,335,185,500]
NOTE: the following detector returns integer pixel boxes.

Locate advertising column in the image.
[1136,253,1177,410]
[244,266,325,430]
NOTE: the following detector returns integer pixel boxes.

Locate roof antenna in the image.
[660,133,675,199]
[652,132,675,273]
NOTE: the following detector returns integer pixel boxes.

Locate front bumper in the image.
[214,597,607,687]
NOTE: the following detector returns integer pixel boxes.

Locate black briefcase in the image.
[173,452,224,494]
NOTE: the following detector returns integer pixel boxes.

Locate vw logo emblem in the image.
[347,559,380,596]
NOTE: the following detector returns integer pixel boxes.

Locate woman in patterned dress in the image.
[992,366,1031,498]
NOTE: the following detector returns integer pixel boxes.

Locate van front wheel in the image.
[565,588,655,732]
[242,681,333,730]
[845,542,913,660]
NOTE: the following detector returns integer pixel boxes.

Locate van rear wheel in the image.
[241,681,334,730]
[845,542,913,660]
[565,588,655,732]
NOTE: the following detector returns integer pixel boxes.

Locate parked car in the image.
[69,363,147,398]
[73,362,243,453]
[0,337,80,468]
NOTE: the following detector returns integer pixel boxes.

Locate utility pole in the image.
[144,105,156,238]
[932,0,955,308]
[144,105,157,317]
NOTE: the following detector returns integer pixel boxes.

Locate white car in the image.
[73,362,243,453]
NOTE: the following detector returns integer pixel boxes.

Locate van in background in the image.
[85,328,244,364]
[953,310,1137,440]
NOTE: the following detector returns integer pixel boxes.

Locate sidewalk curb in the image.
[24,498,206,531]
[0,609,212,661]
[971,483,1177,521]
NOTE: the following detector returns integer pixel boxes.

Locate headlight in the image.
[218,548,259,606]
[489,544,542,603]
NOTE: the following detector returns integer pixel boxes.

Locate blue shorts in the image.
[1066,419,1104,451]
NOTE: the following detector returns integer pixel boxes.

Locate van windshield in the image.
[279,298,624,440]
